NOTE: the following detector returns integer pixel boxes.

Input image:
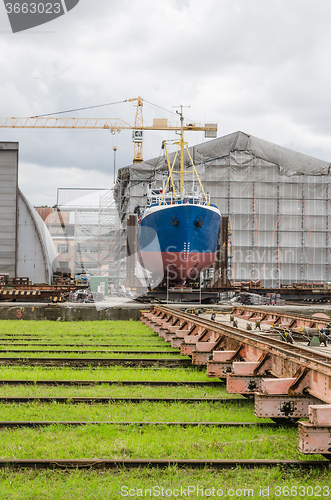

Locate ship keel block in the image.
[192,351,213,366]
[180,342,198,356]
[298,423,331,455]
[226,375,263,394]
[207,360,232,378]
[167,325,184,333]
[158,329,169,339]
[179,335,202,355]
[255,394,322,419]
[206,350,238,377]
[299,406,331,456]
[309,405,331,425]
[163,332,177,342]
[191,341,218,365]
[171,337,185,349]
[232,361,261,376]
[260,378,297,394]
[175,329,196,338]
[213,351,237,362]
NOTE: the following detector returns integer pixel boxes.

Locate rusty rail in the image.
[0,421,283,428]
[231,305,330,330]
[0,380,223,386]
[0,357,192,368]
[0,349,181,355]
[148,306,331,375]
[0,459,327,469]
[0,397,247,404]
[143,305,331,457]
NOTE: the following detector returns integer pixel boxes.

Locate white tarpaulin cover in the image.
[115,131,331,287]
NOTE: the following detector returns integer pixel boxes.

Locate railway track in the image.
[0,310,330,473]
[0,421,286,428]
[0,459,326,470]
[0,349,181,354]
[158,306,331,365]
[150,305,331,371]
[0,343,170,347]
[0,380,223,386]
[0,396,247,403]
[0,357,191,367]
[143,305,331,459]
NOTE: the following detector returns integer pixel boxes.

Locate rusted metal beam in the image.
[299,405,331,456]
[255,394,322,419]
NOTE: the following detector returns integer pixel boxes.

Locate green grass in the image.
[0,468,329,500]
[0,384,227,398]
[0,425,317,461]
[0,320,155,337]
[0,318,327,499]
[0,351,185,359]
[0,400,255,422]
[0,366,213,382]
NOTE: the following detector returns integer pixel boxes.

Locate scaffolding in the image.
[73,190,126,283]
[39,188,124,285]
[114,131,331,288]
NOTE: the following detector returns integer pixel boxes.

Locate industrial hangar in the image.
[115,131,331,288]
[0,142,57,284]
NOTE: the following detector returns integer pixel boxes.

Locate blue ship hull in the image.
[137,202,221,283]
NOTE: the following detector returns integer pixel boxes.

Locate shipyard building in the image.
[115,131,331,288]
[0,142,57,284]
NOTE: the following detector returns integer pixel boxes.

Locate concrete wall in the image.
[0,303,147,321]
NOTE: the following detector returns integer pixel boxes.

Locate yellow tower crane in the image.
[0,96,217,164]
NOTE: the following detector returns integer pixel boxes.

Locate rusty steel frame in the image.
[0,282,87,302]
[142,305,331,457]
[231,305,330,331]
[144,306,331,400]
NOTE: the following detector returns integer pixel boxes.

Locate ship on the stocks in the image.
[137,109,221,285]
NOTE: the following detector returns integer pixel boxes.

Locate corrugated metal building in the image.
[0,142,58,284]
[114,131,331,287]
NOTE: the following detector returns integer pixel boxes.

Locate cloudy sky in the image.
[1,0,331,206]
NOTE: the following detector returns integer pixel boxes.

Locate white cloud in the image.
[1,0,331,205]
[18,162,114,206]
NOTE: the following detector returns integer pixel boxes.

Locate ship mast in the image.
[159,107,209,206]
[177,106,185,200]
